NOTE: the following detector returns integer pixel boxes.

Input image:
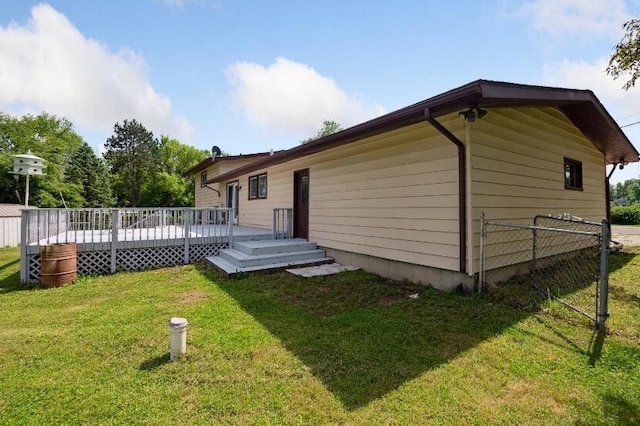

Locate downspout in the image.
[606,163,619,230]
[424,108,467,274]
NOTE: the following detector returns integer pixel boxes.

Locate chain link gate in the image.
[480,213,609,330]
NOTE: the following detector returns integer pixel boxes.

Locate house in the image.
[612,197,630,206]
[189,80,639,291]
[185,151,277,225]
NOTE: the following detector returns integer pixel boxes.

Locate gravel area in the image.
[611,225,640,247]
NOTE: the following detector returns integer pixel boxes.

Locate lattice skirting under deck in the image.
[189,242,227,262]
[117,246,185,272]
[27,243,226,283]
[78,251,111,275]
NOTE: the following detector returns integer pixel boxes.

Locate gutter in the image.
[424,107,467,274]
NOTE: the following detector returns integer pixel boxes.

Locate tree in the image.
[66,142,115,207]
[609,178,640,204]
[625,179,640,204]
[104,119,159,207]
[0,112,84,207]
[611,181,624,200]
[607,19,640,90]
[139,135,208,206]
[300,120,343,144]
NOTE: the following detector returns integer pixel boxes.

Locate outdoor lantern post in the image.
[11,151,44,206]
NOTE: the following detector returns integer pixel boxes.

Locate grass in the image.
[0,246,639,425]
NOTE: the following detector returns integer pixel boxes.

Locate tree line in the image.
[610,179,640,225]
[0,113,208,208]
[610,179,640,204]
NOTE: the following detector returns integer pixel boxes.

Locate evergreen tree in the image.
[66,142,115,207]
[104,119,159,207]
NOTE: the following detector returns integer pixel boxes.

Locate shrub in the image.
[611,204,640,225]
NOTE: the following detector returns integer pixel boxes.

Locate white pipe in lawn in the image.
[169,317,188,360]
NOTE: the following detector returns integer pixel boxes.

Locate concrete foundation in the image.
[321,247,474,292]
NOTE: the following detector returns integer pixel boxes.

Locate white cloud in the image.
[542,57,640,122]
[517,0,630,39]
[160,0,196,8]
[543,58,640,183]
[0,4,193,141]
[226,57,386,136]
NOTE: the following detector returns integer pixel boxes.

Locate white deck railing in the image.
[272,208,293,239]
[20,207,235,283]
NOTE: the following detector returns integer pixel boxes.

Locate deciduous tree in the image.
[140,135,208,206]
[300,120,343,144]
[607,18,640,90]
[0,112,84,207]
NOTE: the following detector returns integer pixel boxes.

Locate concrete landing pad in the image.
[286,263,361,277]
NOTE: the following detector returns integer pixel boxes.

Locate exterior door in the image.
[293,169,309,239]
[226,181,239,225]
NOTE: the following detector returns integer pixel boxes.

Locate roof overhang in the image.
[210,80,639,183]
[183,151,276,176]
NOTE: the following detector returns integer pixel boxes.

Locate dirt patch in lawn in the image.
[378,279,424,306]
[178,291,210,305]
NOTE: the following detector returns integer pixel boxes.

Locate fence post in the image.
[184,209,191,264]
[272,209,277,240]
[531,220,539,291]
[228,208,234,247]
[20,209,29,284]
[111,209,118,274]
[597,219,610,331]
[479,212,485,293]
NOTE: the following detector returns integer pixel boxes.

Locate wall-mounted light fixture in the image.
[619,158,629,170]
[458,105,488,122]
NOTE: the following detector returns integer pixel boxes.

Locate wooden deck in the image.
[19,207,274,283]
[27,224,271,250]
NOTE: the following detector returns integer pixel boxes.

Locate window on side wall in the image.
[200,171,207,187]
[564,158,583,190]
[249,173,267,199]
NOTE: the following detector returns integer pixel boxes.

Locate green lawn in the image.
[0,246,639,425]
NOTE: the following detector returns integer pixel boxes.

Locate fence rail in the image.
[480,213,609,330]
[20,207,235,283]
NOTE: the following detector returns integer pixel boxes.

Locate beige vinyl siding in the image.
[194,157,270,208]
[218,157,264,174]
[194,163,222,207]
[469,106,606,273]
[227,117,463,271]
[234,164,297,229]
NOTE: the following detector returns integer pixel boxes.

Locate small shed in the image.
[0,204,35,248]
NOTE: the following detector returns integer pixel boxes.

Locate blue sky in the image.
[1,0,639,182]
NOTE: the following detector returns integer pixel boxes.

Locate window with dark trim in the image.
[564,158,583,190]
[200,171,207,187]
[248,173,267,199]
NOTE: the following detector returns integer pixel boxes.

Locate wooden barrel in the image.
[40,242,77,288]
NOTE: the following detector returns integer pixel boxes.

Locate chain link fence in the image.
[480,213,609,330]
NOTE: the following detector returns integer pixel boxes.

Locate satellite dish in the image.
[211,146,222,159]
